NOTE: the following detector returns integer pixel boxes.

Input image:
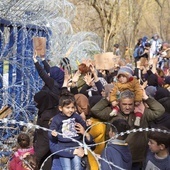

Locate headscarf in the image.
[34,90,57,115]
[50,66,64,88]
[74,94,90,115]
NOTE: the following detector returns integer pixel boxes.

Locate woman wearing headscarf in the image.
[33,52,64,169]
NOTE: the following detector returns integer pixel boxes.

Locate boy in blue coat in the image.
[100,118,132,170]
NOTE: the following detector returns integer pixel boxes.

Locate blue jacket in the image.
[100,139,132,170]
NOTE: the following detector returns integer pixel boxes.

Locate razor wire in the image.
[0,0,102,169]
[0,118,170,170]
[0,0,102,127]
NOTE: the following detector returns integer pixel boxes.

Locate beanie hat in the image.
[145,86,157,97]
[117,64,134,79]
[50,66,64,88]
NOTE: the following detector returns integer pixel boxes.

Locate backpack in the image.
[133,46,144,58]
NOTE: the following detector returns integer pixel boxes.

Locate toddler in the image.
[109,64,143,126]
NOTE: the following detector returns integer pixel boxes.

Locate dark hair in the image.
[22,154,39,170]
[17,133,30,149]
[148,127,170,148]
[145,42,151,47]
[114,44,119,48]
[111,119,130,140]
[59,91,76,107]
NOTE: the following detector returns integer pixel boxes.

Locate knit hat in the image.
[117,64,134,79]
[50,66,64,88]
[145,86,157,97]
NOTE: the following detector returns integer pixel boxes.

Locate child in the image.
[49,91,94,170]
[143,127,170,169]
[100,118,132,170]
[9,133,34,170]
[109,64,143,126]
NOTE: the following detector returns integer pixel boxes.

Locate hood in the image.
[154,87,170,100]
[158,96,170,113]
[107,141,132,163]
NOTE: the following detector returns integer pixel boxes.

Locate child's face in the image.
[109,128,116,138]
[118,74,128,83]
[59,103,75,117]
[148,139,162,153]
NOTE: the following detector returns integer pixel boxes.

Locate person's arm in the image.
[91,98,112,122]
[109,83,118,102]
[33,52,54,89]
[143,90,165,121]
[79,84,91,97]
[70,71,81,94]
[34,62,54,89]
[95,80,104,95]
[133,79,143,102]
[75,120,95,151]
[42,58,50,74]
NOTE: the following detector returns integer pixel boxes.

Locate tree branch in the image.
[155,0,162,8]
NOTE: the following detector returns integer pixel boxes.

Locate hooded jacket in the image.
[100,139,132,170]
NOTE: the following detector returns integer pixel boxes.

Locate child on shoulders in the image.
[109,64,143,126]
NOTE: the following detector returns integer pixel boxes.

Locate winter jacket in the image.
[110,77,143,102]
[91,97,165,163]
[100,139,132,170]
[87,117,106,170]
[9,147,34,170]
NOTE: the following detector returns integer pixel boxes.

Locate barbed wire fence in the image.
[0,0,102,169]
[0,119,170,170]
[1,1,169,170]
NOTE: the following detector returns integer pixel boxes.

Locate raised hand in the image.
[83,72,94,86]
[62,69,71,87]
[33,50,38,63]
[72,70,81,83]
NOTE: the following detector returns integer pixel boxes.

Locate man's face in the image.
[119,98,134,115]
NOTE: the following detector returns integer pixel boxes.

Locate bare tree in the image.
[89,0,121,52]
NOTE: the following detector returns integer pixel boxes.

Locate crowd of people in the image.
[8,34,170,170]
